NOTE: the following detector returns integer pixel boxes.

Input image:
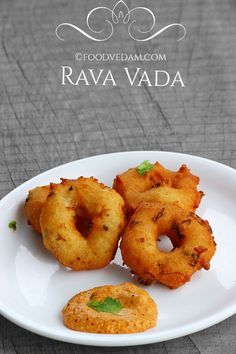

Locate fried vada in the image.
[121,202,216,288]
[113,162,203,215]
[40,177,126,270]
[25,185,50,233]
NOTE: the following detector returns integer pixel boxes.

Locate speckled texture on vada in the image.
[40,177,126,270]
[113,162,203,215]
[121,202,216,288]
[25,185,50,233]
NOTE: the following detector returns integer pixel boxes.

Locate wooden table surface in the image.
[0,0,236,352]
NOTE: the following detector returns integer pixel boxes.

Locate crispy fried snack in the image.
[63,282,157,334]
[121,202,216,288]
[113,162,203,215]
[25,185,50,233]
[40,177,126,270]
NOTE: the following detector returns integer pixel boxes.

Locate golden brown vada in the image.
[25,185,50,233]
[40,177,126,270]
[121,202,216,288]
[113,162,203,215]
[62,282,157,334]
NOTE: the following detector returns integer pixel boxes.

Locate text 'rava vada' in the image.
[63,283,157,334]
[121,202,216,289]
[40,177,126,270]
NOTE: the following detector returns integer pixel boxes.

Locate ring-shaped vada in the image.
[113,162,203,215]
[40,177,126,270]
[121,202,216,288]
[25,185,50,233]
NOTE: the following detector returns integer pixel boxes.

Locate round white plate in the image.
[0,151,236,347]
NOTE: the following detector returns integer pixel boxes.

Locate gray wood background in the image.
[0,0,236,352]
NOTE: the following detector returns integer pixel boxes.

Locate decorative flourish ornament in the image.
[56,0,186,42]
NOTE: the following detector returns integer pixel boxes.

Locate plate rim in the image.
[0,150,236,347]
[1,151,235,204]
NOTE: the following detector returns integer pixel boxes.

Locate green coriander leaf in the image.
[87,297,122,314]
[8,220,17,231]
[136,160,154,176]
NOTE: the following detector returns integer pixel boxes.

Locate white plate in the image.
[0,151,236,347]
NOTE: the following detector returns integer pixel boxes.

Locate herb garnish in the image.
[136,160,154,176]
[87,297,122,314]
[8,220,17,231]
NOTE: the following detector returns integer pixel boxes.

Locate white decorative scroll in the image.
[55,0,186,42]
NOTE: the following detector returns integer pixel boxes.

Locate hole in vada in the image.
[75,207,92,238]
[157,235,174,253]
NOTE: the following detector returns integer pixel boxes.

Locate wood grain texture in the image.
[0,0,236,353]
